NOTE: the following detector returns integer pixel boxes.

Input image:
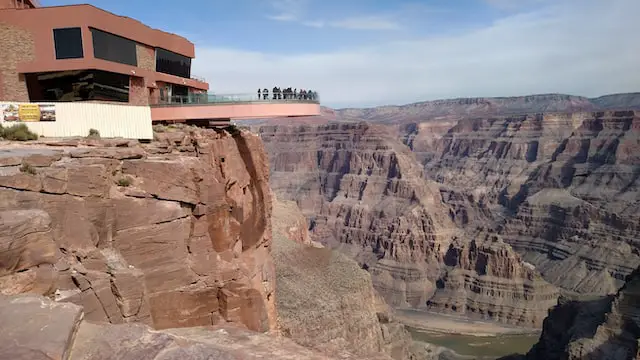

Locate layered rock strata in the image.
[404,110,640,294]
[272,198,417,360]
[0,127,276,332]
[523,265,640,360]
[261,123,559,326]
[261,123,457,309]
[427,231,559,327]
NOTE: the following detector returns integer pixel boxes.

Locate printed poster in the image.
[1,103,56,122]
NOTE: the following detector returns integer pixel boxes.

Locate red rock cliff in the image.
[0,126,276,332]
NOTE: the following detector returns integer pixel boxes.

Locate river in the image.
[407,326,539,359]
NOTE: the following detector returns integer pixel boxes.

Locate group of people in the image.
[258,87,318,101]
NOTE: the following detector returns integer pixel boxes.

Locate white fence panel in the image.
[4,102,153,140]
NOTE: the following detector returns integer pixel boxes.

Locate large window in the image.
[53,27,83,59]
[156,48,191,78]
[91,28,137,66]
[26,70,130,103]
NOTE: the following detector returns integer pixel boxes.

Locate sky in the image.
[44,0,639,108]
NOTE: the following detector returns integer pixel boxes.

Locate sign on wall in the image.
[1,103,56,122]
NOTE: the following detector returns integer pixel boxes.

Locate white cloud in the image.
[265,0,401,30]
[193,0,640,108]
[328,16,400,30]
[301,20,325,28]
[266,0,308,22]
[266,13,297,22]
[483,0,554,10]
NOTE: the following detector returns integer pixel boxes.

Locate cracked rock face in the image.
[0,294,344,360]
[0,127,276,332]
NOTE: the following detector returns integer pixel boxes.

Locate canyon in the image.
[0,126,422,360]
[257,93,640,335]
[2,91,640,359]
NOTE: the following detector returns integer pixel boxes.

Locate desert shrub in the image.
[1,123,38,141]
[117,177,132,187]
[19,163,37,175]
[88,128,101,138]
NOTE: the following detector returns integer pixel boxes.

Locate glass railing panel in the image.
[153,92,320,105]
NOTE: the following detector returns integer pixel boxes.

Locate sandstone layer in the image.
[427,231,559,327]
[272,198,417,360]
[261,123,558,327]
[0,293,347,360]
[0,126,276,332]
[520,265,640,360]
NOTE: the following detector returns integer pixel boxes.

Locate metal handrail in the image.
[152,92,320,106]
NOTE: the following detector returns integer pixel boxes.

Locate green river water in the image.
[407,326,539,359]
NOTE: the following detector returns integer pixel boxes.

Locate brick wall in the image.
[136,43,155,71]
[0,22,35,101]
[129,76,148,105]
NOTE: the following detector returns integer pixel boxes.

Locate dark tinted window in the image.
[91,28,137,66]
[26,70,129,103]
[53,28,83,59]
[156,48,191,78]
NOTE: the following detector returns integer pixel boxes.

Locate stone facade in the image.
[0,22,34,101]
[136,43,155,71]
[129,76,148,105]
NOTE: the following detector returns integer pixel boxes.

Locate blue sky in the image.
[44,0,639,108]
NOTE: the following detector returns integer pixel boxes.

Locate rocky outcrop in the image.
[0,293,348,360]
[427,231,559,327]
[0,126,276,332]
[523,265,640,360]
[261,123,558,327]
[272,198,417,360]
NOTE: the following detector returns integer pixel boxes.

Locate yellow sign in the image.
[18,104,41,122]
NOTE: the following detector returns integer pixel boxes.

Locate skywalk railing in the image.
[190,74,207,83]
[152,92,320,106]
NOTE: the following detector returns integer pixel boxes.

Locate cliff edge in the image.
[0,126,275,332]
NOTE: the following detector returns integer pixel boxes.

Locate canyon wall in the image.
[260,123,558,327]
[523,265,640,360]
[0,127,276,332]
[407,110,640,294]
[272,197,416,360]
